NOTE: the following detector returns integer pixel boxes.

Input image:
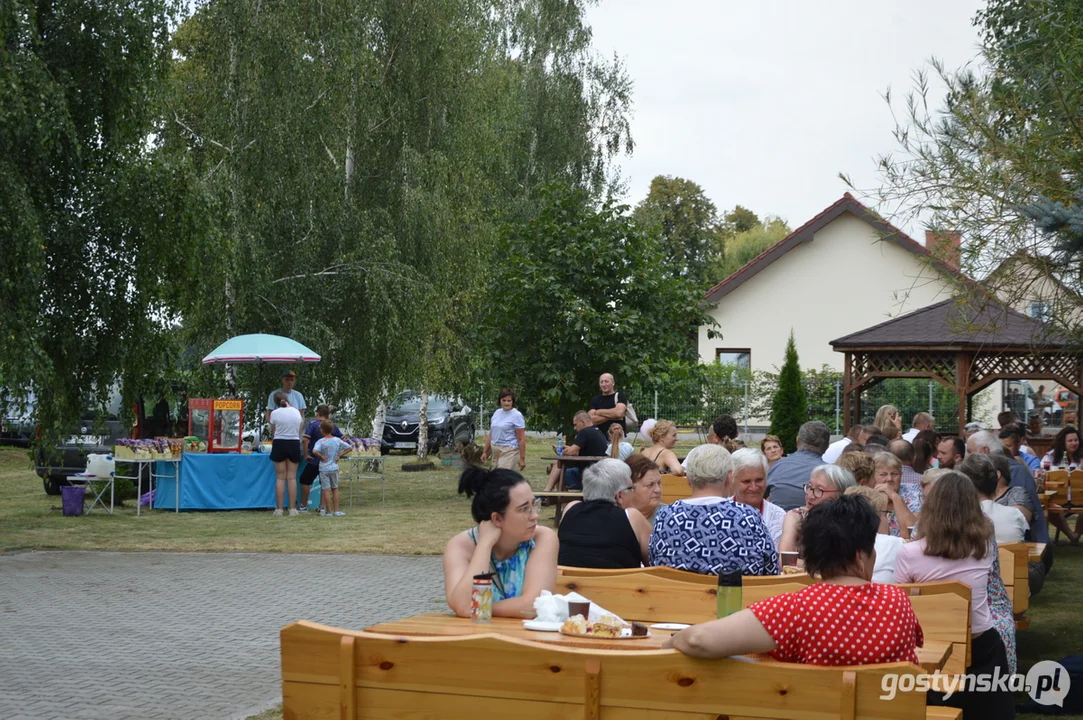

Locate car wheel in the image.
[379,446,389,456]
[43,474,68,496]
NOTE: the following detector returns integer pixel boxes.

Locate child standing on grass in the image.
[312,419,351,517]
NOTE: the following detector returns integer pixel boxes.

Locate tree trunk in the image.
[370,386,388,440]
[417,389,429,461]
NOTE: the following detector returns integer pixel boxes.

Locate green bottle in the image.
[716,570,743,619]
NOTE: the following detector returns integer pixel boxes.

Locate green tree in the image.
[486,184,717,435]
[707,217,791,283]
[769,332,807,453]
[162,0,634,442]
[721,205,760,236]
[632,175,724,289]
[0,0,212,441]
[858,0,1083,334]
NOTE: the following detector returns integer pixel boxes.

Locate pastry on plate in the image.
[590,615,624,638]
[561,615,588,635]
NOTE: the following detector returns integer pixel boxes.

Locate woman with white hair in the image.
[730,448,786,547]
[649,445,779,576]
[778,464,855,553]
[557,459,650,568]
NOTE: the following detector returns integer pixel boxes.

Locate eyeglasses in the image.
[803,484,840,499]
[619,486,635,493]
[509,498,543,516]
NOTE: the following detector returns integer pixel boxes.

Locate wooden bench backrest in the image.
[558,564,717,586]
[281,620,928,720]
[738,575,972,677]
[554,572,717,624]
[1044,469,1068,486]
[661,473,692,505]
[998,542,1030,616]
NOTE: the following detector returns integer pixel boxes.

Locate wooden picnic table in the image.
[1026,542,1047,564]
[540,455,607,525]
[364,613,953,673]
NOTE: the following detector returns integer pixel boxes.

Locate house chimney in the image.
[925,230,961,271]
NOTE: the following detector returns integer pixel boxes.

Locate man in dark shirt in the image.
[588,373,627,437]
[766,421,831,511]
[544,410,608,491]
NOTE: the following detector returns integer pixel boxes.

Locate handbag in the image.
[623,393,639,430]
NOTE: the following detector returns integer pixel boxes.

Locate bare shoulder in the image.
[532,525,558,546]
[444,529,474,557]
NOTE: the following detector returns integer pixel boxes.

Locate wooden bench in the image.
[999,542,1030,629]
[661,472,692,505]
[554,571,718,625]
[558,564,716,585]
[282,620,955,720]
[534,491,583,526]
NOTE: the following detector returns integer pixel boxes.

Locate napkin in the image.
[532,590,625,624]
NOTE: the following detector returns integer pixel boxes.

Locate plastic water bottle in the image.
[556,434,564,456]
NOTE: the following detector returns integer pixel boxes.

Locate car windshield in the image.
[391,393,451,412]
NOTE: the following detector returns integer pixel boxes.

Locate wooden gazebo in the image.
[831,297,1083,436]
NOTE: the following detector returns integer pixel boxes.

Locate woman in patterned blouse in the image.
[664,494,923,665]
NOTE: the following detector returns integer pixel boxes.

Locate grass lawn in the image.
[0,437,701,554]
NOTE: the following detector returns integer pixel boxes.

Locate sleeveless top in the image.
[466,527,534,601]
[557,500,642,569]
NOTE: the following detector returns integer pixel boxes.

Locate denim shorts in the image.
[319,470,339,489]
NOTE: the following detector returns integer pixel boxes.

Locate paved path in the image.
[0,551,445,720]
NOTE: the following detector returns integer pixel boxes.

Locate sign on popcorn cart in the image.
[187,399,244,453]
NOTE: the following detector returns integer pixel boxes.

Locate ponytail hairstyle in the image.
[273,391,289,408]
[458,465,528,523]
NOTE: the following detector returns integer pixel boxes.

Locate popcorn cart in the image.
[187,399,244,453]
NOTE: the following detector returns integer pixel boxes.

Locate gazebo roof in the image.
[830,297,1070,351]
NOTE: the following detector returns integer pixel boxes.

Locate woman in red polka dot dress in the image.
[664,494,923,666]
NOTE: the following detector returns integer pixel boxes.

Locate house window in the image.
[1028,301,1051,322]
[716,348,751,369]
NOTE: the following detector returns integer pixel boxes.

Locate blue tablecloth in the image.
[155,454,278,510]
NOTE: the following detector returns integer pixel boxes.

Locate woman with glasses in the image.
[649,445,778,576]
[778,465,855,554]
[621,453,665,524]
[443,466,557,618]
[558,459,650,568]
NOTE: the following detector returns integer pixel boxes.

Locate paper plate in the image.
[522,620,562,632]
[649,623,691,631]
[559,628,651,640]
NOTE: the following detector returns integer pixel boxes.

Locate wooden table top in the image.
[1026,542,1047,563]
[363,613,952,672]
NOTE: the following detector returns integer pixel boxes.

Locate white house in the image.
[698,193,959,375]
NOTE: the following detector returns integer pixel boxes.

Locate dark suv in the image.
[380,392,475,455]
[34,389,129,495]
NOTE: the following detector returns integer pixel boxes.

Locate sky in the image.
[584,0,986,236]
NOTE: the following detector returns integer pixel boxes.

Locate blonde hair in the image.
[760,435,782,452]
[844,485,887,513]
[918,471,993,560]
[650,419,676,444]
[874,405,899,433]
[836,451,875,486]
[872,452,902,471]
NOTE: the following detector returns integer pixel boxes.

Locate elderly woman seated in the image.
[778,464,855,553]
[649,444,778,575]
[620,453,665,525]
[664,494,923,664]
[730,448,786,547]
[557,459,650,569]
[871,452,921,539]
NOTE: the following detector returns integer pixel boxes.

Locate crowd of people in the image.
[443,384,1064,719]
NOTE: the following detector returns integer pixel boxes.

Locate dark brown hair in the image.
[625,452,657,484]
[919,471,993,560]
[497,388,516,406]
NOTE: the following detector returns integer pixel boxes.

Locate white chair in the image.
[67,454,116,514]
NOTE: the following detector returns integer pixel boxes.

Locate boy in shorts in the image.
[312,419,351,517]
[300,405,339,511]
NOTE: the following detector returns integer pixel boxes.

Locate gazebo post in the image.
[955,352,970,437]
[843,352,852,433]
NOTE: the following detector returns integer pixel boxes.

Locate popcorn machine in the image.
[187,399,244,453]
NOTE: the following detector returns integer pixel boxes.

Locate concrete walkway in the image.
[0,551,445,720]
